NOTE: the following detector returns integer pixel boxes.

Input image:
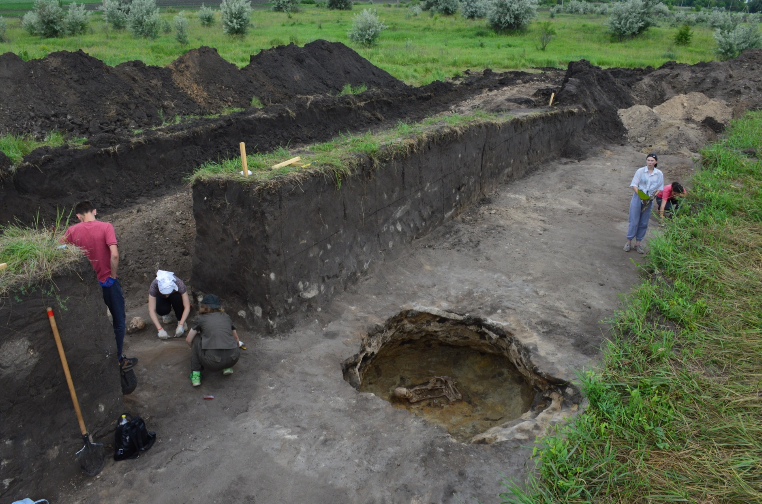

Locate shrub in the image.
[421,0,437,10]
[128,0,160,38]
[347,8,386,46]
[220,0,252,34]
[64,2,90,35]
[198,3,215,26]
[407,5,422,16]
[537,19,556,50]
[461,0,487,18]
[435,0,460,15]
[174,12,188,43]
[707,9,736,31]
[160,17,171,33]
[673,22,692,45]
[607,0,658,40]
[327,0,352,9]
[22,12,41,35]
[273,0,300,12]
[487,0,538,32]
[0,16,6,42]
[102,0,128,29]
[30,0,66,38]
[652,1,670,16]
[548,5,558,17]
[714,24,761,60]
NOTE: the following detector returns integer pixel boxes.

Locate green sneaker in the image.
[222,368,234,376]
[190,371,201,387]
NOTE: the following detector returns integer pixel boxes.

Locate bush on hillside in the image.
[461,0,487,19]
[273,0,300,12]
[198,3,215,26]
[607,0,658,40]
[22,12,41,35]
[174,12,188,43]
[347,8,386,46]
[435,0,460,15]
[673,22,692,45]
[0,16,6,42]
[328,0,352,9]
[103,0,129,29]
[487,0,537,32]
[715,24,761,59]
[128,0,160,38]
[707,9,737,31]
[64,2,90,35]
[221,0,252,35]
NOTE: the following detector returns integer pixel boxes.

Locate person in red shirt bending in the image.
[655,182,687,219]
[63,201,137,374]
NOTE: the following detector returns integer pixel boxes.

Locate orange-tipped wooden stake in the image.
[240,142,248,177]
[549,92,555,107]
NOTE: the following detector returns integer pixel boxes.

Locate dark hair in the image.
[74,200,95,216]
[671,182,685,194]
[647,153,658,167]
[199,305,224,315]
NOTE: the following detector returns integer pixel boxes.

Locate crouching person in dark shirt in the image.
[185,294,240,387]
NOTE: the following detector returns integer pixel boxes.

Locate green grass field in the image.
[0,4,721,85]
[502,111,762,504]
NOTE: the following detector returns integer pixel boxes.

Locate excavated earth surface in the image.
[1,43,761,503]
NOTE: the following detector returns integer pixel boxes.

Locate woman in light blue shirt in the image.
[624,153,663,254]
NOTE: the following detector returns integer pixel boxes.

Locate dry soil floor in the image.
[60,145,694,504]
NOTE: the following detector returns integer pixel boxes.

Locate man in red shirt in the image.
[63,201,137,374]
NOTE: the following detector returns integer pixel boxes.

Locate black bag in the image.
[114,414,157,461]
[120,367,137,395]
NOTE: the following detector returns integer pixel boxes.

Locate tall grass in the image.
[189,109,503,184]
[502,111,762,503]
[0,131,86,166]
[0,213,83,297]
[0,6,722,86]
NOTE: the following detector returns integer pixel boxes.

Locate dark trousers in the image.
[656,197,680,217]
[191,336,240,372]
[156,291,184,320]
[102,279,126,360]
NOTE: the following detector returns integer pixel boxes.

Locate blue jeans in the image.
[102,278,126,361]
[627,192,653,242]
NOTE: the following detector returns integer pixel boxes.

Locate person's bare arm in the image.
[659,198,668,217]
[186,328,197,347]
[179,292,191,327]
[233,329,241,344]
[109,244,119,279]
[148,295,162,331]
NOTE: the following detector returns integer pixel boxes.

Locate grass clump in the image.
[502,110,762,504]
[0,216,83,298]
[339,82,367,95]
[189,110,505,185]
[0,132,86,166]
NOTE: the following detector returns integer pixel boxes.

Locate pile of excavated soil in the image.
[618,92,733,155]
[0,40,404,137]
[630,49,762,117]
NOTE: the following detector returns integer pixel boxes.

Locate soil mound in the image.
[242,40,406,104]
[0,41,404,137]
[618,92,732,155]
[555,59,634,143]
[631,48,762,116]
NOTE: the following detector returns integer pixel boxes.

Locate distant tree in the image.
[327,0,353,10]
[536,20,556,50]
[0,16,7,42]
[749,0,762,13]
[347,8,386,45]
[103,0,129,29]
[607,0,658,40]
[714,23,761,59]
[29,0,66,38]
[273,0,300,12]
[673,22,693,45]
[128,0,161,38]
[198,3,216,25]
[174,12,188,43]
[487,0,538,31]
[461,0,488,18]
[435,0,460,15]
[220,0,252,35]
[64,2,90,35]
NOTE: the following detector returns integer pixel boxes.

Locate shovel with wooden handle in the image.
[47,307,106,476]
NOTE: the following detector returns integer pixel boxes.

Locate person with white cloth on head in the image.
[148,270,191,339]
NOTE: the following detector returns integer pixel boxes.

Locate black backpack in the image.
[114,414,157,461]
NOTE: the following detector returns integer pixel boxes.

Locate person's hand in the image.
[158,328,169,339]
[175,325,185,337]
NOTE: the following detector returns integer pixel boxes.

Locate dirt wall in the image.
[0,260,123,501]
[0,71,547,226]
[191,108,587,330]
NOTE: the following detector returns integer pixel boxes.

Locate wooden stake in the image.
[549,92,555,107]
[271,156,301,170]
[240,142,248,176]
[0,263,7,271]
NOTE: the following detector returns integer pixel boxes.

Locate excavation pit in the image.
[343,309,582,444]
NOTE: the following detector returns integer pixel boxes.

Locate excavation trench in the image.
[342,310,582,444]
